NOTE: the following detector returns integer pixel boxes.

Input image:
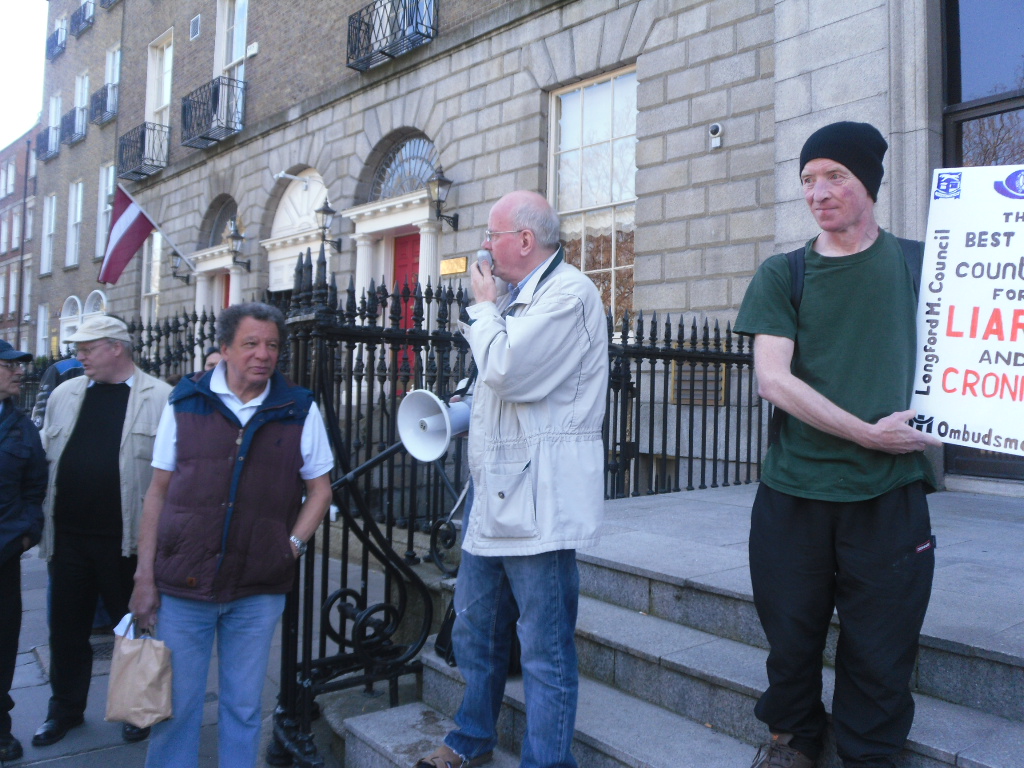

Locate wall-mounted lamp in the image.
[426,166,459,231]
[228,217,251,272]
[315,196,344,252]
[171,252,191,284]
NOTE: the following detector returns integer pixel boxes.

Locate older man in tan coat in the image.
[34,315,170,748]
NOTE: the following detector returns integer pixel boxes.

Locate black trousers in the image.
[47,534,136,720]
[749,482,934,768]
[0,552,21,735]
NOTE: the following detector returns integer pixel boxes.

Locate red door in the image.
[392,235,420,381]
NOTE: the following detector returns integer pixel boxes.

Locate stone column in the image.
[415,219,441,287]
[195,272,211,313]
[352,233,376,300]
[228,265,245,305]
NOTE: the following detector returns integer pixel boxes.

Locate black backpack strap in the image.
[895,237,925,299]
[769,246,806,447]
[786,246,805,311]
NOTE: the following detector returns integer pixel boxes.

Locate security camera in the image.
[709,123,723,148]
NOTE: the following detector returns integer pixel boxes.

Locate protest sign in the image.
[910,166,1024,457]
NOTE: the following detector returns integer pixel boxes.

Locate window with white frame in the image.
[59,295,82,346]
[219,0,247,81]
[0,165,6,198]
[147,32,174,127]
[1,218,8,253]
[41,195,56,273]
[28,148,36,179]
[25,202,33,242]
[74,72,89,136]
[140,232,162,323]
[66,181,84,267]
[106,46,121,86]
[0,271,6,315]
[36,303,49,358]
[21,269,31,321]
[12,211,21,250]
[96,164,115,257]
[6,160,15,196]
[550,68,637,325]
[9,268,17,318]
[48,96,62,147]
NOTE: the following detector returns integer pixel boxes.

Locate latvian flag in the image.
[98,185,157,284]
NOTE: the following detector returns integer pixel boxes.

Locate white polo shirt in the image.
[151,363,334,480]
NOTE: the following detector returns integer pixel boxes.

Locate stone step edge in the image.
[576,550,1024,670]
[418,657,757,767]
[343,701,520,768]
[571,596,1024,766]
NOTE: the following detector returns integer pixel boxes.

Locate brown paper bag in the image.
[105,632,173,728]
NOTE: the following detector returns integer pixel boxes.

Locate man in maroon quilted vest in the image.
[130,302,333,768]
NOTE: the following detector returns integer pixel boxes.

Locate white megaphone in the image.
[397,390,472,462]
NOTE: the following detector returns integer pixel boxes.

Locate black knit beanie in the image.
[799,121,888,200]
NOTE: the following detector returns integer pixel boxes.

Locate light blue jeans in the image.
[145,593,286,768]
[444,540,580,768]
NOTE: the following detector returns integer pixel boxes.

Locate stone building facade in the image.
[0,128,38,353]
[30,0,1024,481]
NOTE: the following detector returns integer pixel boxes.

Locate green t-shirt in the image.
[735,230,936,501]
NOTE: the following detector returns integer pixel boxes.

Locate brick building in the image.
[0,128,38,353]
[31,0,1024,480]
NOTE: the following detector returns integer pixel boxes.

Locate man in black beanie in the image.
[735,121,942,768]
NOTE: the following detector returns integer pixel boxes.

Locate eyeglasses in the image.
[483,229,524,243]
[0,361,26,372]
[74,340,113,358]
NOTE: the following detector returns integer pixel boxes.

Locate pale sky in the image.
[0,2,49,149]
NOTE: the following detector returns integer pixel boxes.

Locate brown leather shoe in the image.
[750,733,815,768]
[415,744,493,768]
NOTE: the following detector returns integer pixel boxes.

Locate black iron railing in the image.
[605,312,764,498]
[117,122,170,180]
[28,246,764,768]
[348,0,438,72]
[45,27,66,60]
[99,0,121,8]
[35,127,59,161]
[181,76,246,149]
[60,108,87,145]
[70,2,95,37]
[90,83,118,125]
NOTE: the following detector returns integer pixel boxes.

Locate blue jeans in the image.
[444,542,580,768]
[145,593,286,768]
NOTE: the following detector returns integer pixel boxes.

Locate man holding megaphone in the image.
[416,191,608,768]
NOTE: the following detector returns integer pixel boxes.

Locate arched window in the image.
[83,289,108,316]
[208,198,238,248]
[370,135,439,201]
[59,295,83,346]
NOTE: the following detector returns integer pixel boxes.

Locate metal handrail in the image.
[347,0,438,72]
[35,127,59,161]
[181,76,246,149]
[60,108,87,145]
[45,28,67,60]
[70,2,95,37]
[90,83,118,125]
[117,122,170,180]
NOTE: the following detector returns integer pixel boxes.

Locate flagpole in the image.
[116,184,196,271]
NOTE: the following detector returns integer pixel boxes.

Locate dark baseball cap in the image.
[0,340,32,362]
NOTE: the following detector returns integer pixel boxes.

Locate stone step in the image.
[416,657,756,768]
[571,595,1024,768]
[576,545,1024,723]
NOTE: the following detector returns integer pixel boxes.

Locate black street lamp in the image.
[426,166,458,230]
[228,217,250,272]
[315,196,343,252]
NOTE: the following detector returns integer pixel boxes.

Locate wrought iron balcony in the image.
[45,27,67,61]
[90,83,118,125]
[70,2,95,37]
[99,0,121,8]
[36,127,59,161]
[117,122,169,180]
[347,0,437,72]
[60,107,87,145]
[180,76,246,149]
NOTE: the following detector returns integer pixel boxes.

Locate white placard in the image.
[910,166,1024,457]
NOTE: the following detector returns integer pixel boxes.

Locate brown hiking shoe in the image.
[415,745,493,768]
[750,733,815,768]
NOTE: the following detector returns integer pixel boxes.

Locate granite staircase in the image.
[331,486,1024,768]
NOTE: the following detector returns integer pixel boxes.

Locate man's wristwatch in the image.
[289,535,307,557]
